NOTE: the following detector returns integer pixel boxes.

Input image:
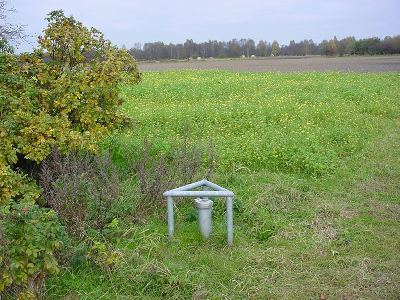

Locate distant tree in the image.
[301,40,308,55]
[184,39,196,58]
[354,37,381,55]
[176,43,184,59]
[166,43,173,59]
[200,42,206,58]
[337,36,356,56]
[239,38,246,55]
[204,40,216,57]
[143,41,168,60]
[218,41,227,57]
[308,39,319,55]
[319,40,328,55]
[127,35,400,61]
[392,36,400,53]
[320,38,337,56]
[287,40,296,55]
[227,39,241,57]
[380,35,400,54]
[333,36,339,50]
[256,40,268,56]
[271,40,280,56]
[379,36,394,54]
[327,39,337,56]
[244,39,255,57]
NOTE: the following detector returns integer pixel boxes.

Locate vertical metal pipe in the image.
[195,198,213,239]
[226,196,233,245]
[167,196,174,238]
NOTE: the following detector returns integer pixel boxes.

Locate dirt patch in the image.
[356,179,387,194]
[340,209,357,219]
[311,216,338,241]
[138,56,400,72]
[309,205,339,241]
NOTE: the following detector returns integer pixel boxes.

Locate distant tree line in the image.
[128,35,400,60]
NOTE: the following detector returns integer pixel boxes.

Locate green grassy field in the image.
[47,71,400,299]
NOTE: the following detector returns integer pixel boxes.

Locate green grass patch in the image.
[47,71,400,299]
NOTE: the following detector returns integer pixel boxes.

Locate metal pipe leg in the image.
[226,197,233,245]
[167,196,174,238]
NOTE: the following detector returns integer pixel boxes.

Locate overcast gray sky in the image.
[6,0,400,52]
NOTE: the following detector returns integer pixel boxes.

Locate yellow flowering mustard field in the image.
[121,71,399,176]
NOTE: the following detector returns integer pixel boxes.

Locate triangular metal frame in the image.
[163,179,234,245]
[163,179,234,197]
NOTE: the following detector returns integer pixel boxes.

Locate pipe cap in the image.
[195,197,213,209]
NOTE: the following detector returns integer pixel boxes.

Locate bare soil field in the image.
[138,55,400,72]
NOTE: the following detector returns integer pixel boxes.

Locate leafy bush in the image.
[0,203,66,298]
[1,10,140,170]
[0,9,140,296]
[86,219,122,271]
[0,164,41,206]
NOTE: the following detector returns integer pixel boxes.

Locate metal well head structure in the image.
[163,179,234,245]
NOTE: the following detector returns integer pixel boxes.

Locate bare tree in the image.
[0,0,26,46]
